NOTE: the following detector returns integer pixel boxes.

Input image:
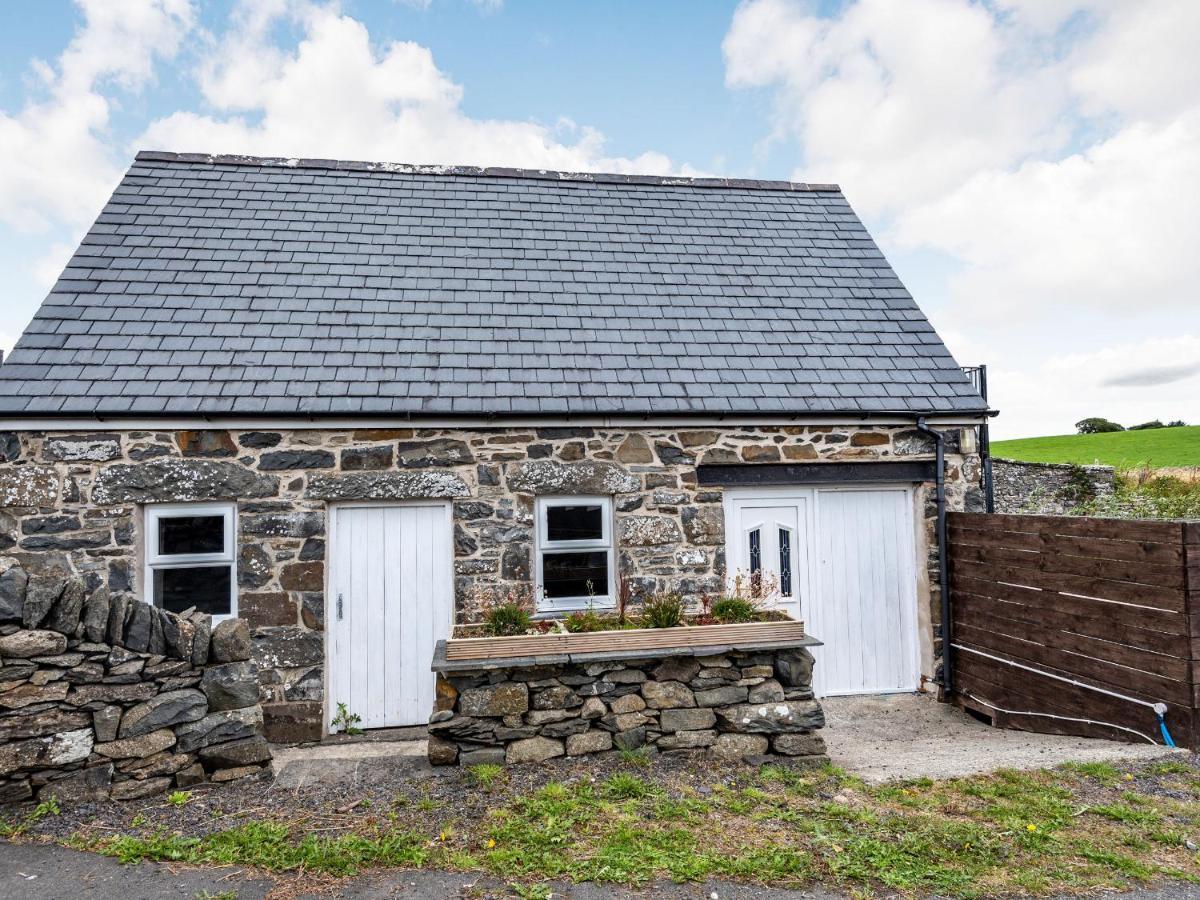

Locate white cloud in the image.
[724,0,1200,437]
[894,110,1200,316]
[142,4,686,175]
[985,336,1200,439]
[32,240,79,289]
[723,0,1068,217]
[1067,0,1200,123]
[0,0,194,233]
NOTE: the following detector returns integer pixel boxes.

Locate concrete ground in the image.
[271,736,432,788]
[821,692,1180,783]
[5,841,1200,899]
[268,692,1180,789]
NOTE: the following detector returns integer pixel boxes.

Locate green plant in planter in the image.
[484,602,532,637]
[711,596,759,623]
[563,607,606,633]
[640,592,685,629]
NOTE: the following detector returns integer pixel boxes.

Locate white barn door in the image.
[328,503,453,730]
[724,486,919,698]
[807,488,919,697]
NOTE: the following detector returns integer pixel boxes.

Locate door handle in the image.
[337,593,344,621]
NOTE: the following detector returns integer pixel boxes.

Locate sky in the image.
[0,0,1197,440]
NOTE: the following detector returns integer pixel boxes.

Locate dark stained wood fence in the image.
[948,512,1200,748]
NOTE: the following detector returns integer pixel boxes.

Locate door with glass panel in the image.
[723,486,920,697]
[723,497,804,621]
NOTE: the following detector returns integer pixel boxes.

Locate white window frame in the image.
[143,502,238,622]
[534,495,615,614]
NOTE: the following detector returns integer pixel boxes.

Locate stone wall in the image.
[428,644,825,766]
[992,459,1115,515]
[0,424,980,742]
[0,559,270,804]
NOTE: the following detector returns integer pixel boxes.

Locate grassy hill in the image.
[991,425,1200,469]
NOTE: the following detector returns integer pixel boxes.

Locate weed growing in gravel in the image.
[166,791,191,808]
[0,797,59,838]
[467,764,506,791]
[602,773,656,801]
[616,746,650,767]
[1060,760,1123,786]
[509,883,553,900]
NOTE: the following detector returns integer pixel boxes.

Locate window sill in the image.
[534,601,616,618]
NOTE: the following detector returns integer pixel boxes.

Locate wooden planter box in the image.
[434,618,813,672]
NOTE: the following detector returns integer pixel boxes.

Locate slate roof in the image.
[0,151,987,417]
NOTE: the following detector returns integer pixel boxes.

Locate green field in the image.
[992,425,1200,468]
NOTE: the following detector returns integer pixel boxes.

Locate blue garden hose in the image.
[1154,703,1177,748]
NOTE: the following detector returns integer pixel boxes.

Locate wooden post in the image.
[1184,521,1200,750]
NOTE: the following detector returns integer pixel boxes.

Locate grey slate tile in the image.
[0,153,986,417]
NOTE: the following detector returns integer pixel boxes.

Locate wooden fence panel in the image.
[948,511,1196,749]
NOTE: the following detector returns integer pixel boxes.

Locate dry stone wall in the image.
[0,558,270,804]
[992,459,1115,515]
[0,424,980,742]
[428,645,826,766]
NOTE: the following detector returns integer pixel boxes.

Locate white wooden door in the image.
[724,486,919,697]
[807,488,919,697]
[327,503,453,730]
[725,498,807,621]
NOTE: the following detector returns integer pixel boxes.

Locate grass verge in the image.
[10,758,1200,896]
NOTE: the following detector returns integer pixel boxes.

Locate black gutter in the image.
[915,416,952,695]
[0,407,999,422]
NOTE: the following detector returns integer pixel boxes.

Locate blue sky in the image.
[1,0,1197,438]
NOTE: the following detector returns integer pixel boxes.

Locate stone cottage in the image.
[0,151,990,743]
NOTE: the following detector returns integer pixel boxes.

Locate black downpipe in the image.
[978,365,995,512]
[916,417,952,695]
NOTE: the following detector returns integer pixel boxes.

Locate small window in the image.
[144,503,237,620]
[535,496,614,612]
[748,527,762,597]
[778,527,793,597]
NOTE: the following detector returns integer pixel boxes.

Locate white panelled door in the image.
[328,503,453,730]
[724,486,919,698]
[724,500,806,621]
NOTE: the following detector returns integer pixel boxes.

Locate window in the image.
[144,503,237,620]
[778,526,793,597]
[748,527,761,597]
[535,496,614,612]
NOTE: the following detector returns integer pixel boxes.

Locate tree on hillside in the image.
[1075,417,1124,434]
[1129,420,1164,430]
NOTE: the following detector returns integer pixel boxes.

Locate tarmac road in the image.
[3,840,1200,899]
